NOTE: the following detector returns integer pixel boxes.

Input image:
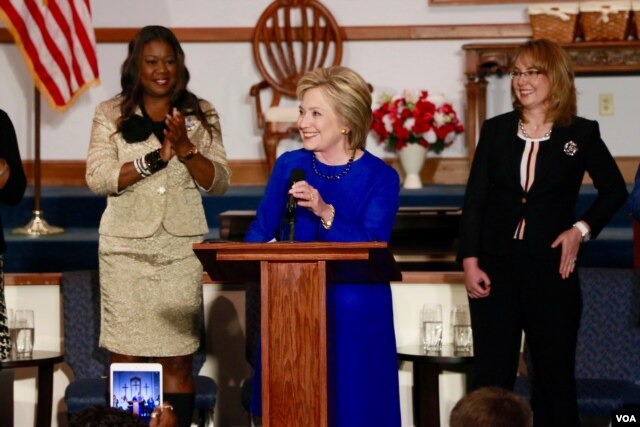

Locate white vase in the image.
[398,143,427,189]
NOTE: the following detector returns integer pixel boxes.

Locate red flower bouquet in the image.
[371,90,464,154]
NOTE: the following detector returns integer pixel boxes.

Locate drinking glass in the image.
[422,304,442,351]
[12,309,34,358]
[451,305,473,352]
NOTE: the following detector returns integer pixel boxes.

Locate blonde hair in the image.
[511,39,577,127]
[296,66,372,150]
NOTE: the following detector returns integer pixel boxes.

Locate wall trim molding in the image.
[1,24,531,45]
[24,157,638,186]
[4,271,464,289]
[4,271,464,286]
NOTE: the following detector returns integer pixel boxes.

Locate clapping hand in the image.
[164,108,193,160]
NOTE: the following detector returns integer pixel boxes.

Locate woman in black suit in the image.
[0,109,27,360]
[458,39,628,427]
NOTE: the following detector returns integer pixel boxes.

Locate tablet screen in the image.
[109,363,163,425]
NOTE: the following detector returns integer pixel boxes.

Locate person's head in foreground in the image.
[450,386,533,427]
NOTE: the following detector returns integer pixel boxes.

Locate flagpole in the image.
[12,87,64,236]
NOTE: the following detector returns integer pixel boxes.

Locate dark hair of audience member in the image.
[449,386,533,427]
[68,405,146,427]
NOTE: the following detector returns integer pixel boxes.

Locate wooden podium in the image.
[192,241,401,427]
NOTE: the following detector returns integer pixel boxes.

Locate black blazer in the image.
[458,110,628,261]
[0,109,27,254]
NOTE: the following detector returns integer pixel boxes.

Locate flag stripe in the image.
[70,0,98,78]
[0,0,99,111]
[25,0,74,96]
[0,0,67,106]
[58,0,98,89]
[48,0,85,88]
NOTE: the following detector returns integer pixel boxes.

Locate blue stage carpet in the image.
[0,185,632,273]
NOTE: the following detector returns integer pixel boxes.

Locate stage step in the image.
[0,185,632,273]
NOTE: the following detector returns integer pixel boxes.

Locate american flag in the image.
[0,0,99,111]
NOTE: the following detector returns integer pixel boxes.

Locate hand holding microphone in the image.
[288,168,324,213]
[286,168,306,219]
[287,169,334,229]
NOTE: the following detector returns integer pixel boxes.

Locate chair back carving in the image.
[251,0,343,172]
[253,0,343,99]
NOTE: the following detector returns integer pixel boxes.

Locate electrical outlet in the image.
[599,93,614,116]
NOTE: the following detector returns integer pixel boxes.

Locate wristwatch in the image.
[573,221,591,243]
[178,145,198,163]
[321,204,335,230]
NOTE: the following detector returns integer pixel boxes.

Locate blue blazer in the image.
[458,110,628,261]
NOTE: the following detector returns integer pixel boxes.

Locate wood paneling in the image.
[4,271,465,287]
[0,24,531,44]
[430,0,549,4]
[4,273,62,286]
[94,27,254,43]
[23,160,87,186]
[23,157,639,187]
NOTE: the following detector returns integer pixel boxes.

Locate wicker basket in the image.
[579,1,631,41]
[528,3,579,43]
[632,0,640,38]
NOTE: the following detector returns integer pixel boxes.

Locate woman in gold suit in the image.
[86,25,230,426]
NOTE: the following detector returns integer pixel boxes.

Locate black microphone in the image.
[286,168,306,241]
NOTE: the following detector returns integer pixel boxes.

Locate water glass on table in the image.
[422,304,443,351]
[451,304,472,352]
[10,309,34,358]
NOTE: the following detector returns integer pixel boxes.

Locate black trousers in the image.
[469,242,582,427]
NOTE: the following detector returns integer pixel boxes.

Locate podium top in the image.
[194,241,387,260]
[193,241,402,283]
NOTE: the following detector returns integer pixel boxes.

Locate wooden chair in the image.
[250,0,343,173]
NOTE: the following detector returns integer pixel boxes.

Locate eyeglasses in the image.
[509,69,543,80]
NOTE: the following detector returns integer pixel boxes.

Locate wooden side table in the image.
[397,345,474,427]
[0,350,64,427]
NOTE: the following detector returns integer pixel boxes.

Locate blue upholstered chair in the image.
[516,268,640,416]
[241,281,260,413]
[193,319,219,425]
[573,268,640,414]
[61,270,218,425]
[62,270,109,413]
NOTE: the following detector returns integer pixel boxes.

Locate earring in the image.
[341,129,349,135]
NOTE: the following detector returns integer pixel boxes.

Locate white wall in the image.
[1,0,637,166]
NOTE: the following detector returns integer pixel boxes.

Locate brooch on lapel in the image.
[563,141,578,156]
[185,117,196,132]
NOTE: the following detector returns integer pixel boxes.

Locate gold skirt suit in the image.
[86,97,231,356]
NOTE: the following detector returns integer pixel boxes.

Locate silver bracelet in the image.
[134,157,151,178]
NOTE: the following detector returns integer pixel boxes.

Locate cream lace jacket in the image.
[86,96,231,238]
